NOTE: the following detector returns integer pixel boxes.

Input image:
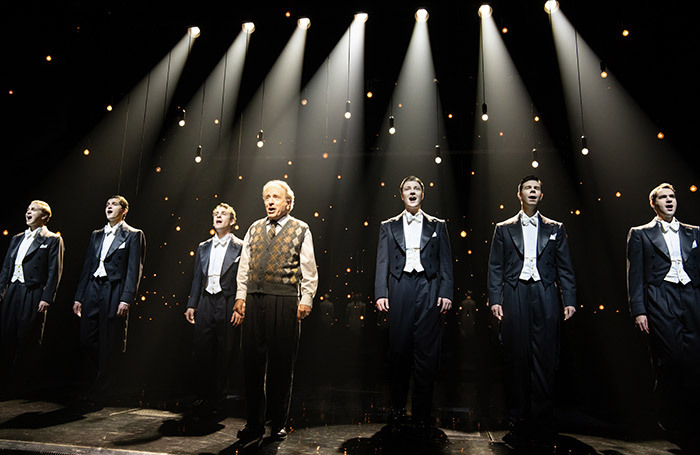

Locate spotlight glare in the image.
[544,0,559,14]
[242,22,255,34]
[354,12,369,22]
[297,17,311,29]
[415,8,429,22]
[478,4,493,18]
[188,26,201,38]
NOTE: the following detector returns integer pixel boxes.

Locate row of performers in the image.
[0,176,698,452]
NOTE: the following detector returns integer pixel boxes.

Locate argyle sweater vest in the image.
[247,217,308,296]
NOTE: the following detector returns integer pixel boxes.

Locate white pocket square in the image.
[549,233,557,240]
[432,232,438,238]
[235,256,241,262]
[693,240,697,249]
[40,244,48,249]
[117,242,127,249]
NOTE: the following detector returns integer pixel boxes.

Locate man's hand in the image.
[635,314,649,334]
[185,308,196,324]
[231,299,245,326]
[73,301,82,317]
[297,304,311,321]
[376,298,389,312]
[491,304,503,321]
[564,306,576,321]
[38,300,50,313]
[117,302,129,318]
[437,297,452,314]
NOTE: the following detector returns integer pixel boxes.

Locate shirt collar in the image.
[267,214,288,227]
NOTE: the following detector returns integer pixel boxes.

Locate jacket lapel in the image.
[421,215,436,250]
[200,240,212,274]
[680,224,694,262]
[643,220,670,259]
[106,224,128,258]
[506,218,524,256]
[23,228,46,260]
[221,239,241,275]
[537,215,552,257]
[390,216,405,252]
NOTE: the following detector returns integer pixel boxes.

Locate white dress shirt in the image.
[206,234,231,294]
[94,222,122,278]
[659,218,691,285]
[519,211,541,281]
[11,227,43,283]
[402,210,425,273]
[236,215,319,307]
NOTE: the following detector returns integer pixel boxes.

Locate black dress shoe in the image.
[270,427,288,441]
[237,424,264,445]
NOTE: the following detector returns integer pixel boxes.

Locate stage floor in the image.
[0,396,682,455]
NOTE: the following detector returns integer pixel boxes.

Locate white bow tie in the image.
[521,215,538,227]
[660,219,679,233]
[214,238,229,247]
[406,212,423,224]
[24,228,37,238]
[105,225,117,236]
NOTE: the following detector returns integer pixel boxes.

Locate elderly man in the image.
[233,180,318,445]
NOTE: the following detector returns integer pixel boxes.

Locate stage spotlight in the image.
[256,130,264,148]
[478,4,493,18]
[194,145,202,163]
[188,26,201,38]
[242,22,255,34]
[388,115,396,135]
[355,12,369,22]
[481,103,489,121]
[434,144,442,164]
[297,17,311,29]
[544,0,559,14]
[344,100,352,119]
[415,8,429,22]
[581,135,589,155]
[177,108,186,127]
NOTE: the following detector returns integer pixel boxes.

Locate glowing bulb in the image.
[354,12,368,22]
[106,105,113,111]
[544,0,559,14]
[531,160,539,168]
[188,26,201,38]
[481,103,488,121]
[297,17,311,29]
[388,116,396,135]
[256,130,264,148]
[242,22,255,34]
[415,8,429,22]
[434,156,442,164]
[478,4,492,18]
[344,100,352,119]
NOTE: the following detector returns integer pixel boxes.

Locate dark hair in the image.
[517,175,542,193]
[108,195,129,211]
[399,175,425,194]
[649,183,675,205]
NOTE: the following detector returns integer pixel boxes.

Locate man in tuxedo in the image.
[487,175,576,449]
[0,200,64,392]
[73,195,146,402]
[627,183,700,450]
[374,175,454,431]
[185,203,243,413]
[233,180,318,445]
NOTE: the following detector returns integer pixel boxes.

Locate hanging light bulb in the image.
[177,108,186,127]
[481,103,489,121]
[194,145,202,163]
[415,8,429,22]
[242,22,256,34]
[531,148,539,168]
[581,135,589,155]
[344,100,352,119]
[297,17,311,29]
[188,26,201,38]
[600,61,608,78]
[434,144,442,164]
[478,4,493,18]
[388,116,396,135]
[256,130,264,148]
[544,0,559,14]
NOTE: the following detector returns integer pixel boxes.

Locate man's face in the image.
[518,179,543,211]
[25,203,48,230]
[105,198,127,225]
[653,188,677,220]
[263,185,290,221]
[400,180,424,212]
[212,208,235,232]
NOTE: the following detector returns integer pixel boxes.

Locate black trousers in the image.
[387,271,442,422]
[192,292,235,401]
[499,279,560,434]
[242,293,300,429]
[79,277,127,397]
[646,281,700,433]
[0,281,46,387]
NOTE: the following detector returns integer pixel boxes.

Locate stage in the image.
[0,389,682,455]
